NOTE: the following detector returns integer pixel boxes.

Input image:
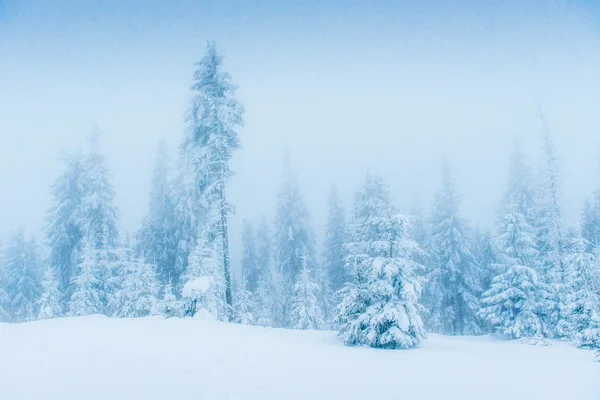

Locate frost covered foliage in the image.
[562,239,600,348]
[110,250,159,318]
[425,164,482,335]
[0,256,10,322]
[274,152,317,326]
[45,154,84,299]
[232,276,255,325]
[177,41,244,310]
[79,129,119,251]
[533,114,569,336]
[337,175,426,349]
[323,185,347,294]
[136,141,177,287]
[240,221,260,293]
[479,265,547,339]
[158,280,181,318]
[182,236,228,320]
[473,228,501,291]
[37,267,63,320]
[291,254,325,330]
[3,231,41,322]
[255,257,284,327]
[69,239,105,316]
[45,130,118,305]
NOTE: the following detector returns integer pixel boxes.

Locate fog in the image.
[1,0,600,267]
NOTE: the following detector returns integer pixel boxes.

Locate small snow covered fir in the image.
[291,253,325,330]
[336,175,426,349]
[182,235,228,320]
[479,265,547,339]
[37,267,62,320]
[232,275,255,325]
[158,280,181,318]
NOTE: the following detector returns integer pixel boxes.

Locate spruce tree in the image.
[563,236,600,348]
[4,231,41,322]
[473,228,501,292]
[255,216,273,271]
[533,112,569,336]
[291,253,325,330]
[479,265,547,339]
[79,129,119,250]
[45,153,84,301]
[182,233,228,320]
[323,185,347,294]
[136,141,177,286]
[177,41,244,312]
[274,152,316,327]
[110,254,159,318]
[255,256,284,327]
[37,266,62,320]
[425,164,482,335]
[69,238,104,316]
[0,255,8,322]
[159,279,181,318]
[240,221,259,293]
[233,275,255,325]
[337,175,426,349]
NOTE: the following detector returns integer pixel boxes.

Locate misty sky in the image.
[1,0,600,267]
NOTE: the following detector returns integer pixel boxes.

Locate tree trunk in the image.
[220,185,233,316]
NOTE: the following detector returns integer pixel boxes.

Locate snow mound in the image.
[181,276,212,297]
[0,317,598,400]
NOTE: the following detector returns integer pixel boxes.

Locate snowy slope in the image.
[1,316,598,400]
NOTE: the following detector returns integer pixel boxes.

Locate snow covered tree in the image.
[136,141,177,286]
[240,221,260,293]
[232,275,255,325]
[291,253,325,330]
[4,231,41,322]
[37,266,62,320]
[425,163,483,335]
[69,238,104,316]
[182,233,228,320]
[255,256,284,328]
[581,199,600,250]
[110,253,160,318]
[473,228,501,292]
[45,153,84,301]
[0,252,8,322]
[532,112,569,336]
[562,235,600,348]
[502,143,536,225]
[479,265,547,339]
[408,201,430,270]
[497,197,539,268]
[337,175,426,349]
[158,280,181,318]
[255,216,273,276]
[274,152,316,327]
[323,185,347,294]
[0,242,10,322]
[177,41,244,312]
[79,129,119,250]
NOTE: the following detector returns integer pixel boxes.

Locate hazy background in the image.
[1,0,600,268]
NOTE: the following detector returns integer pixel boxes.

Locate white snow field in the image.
[1,316,598,400]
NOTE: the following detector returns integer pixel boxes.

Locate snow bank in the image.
[0,316,598,400]
[181,276,212,297]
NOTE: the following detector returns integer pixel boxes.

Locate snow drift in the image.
[0,316,598,400]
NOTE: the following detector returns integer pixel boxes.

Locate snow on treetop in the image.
[182,276,213,297]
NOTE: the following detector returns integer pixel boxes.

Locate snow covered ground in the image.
[1,316,598,400]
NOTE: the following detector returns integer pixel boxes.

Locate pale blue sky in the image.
[1,0,600,266]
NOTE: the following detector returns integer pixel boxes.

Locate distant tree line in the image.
[1,43,598,359]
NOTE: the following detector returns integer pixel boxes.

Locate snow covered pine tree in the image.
[337,175,426,349]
